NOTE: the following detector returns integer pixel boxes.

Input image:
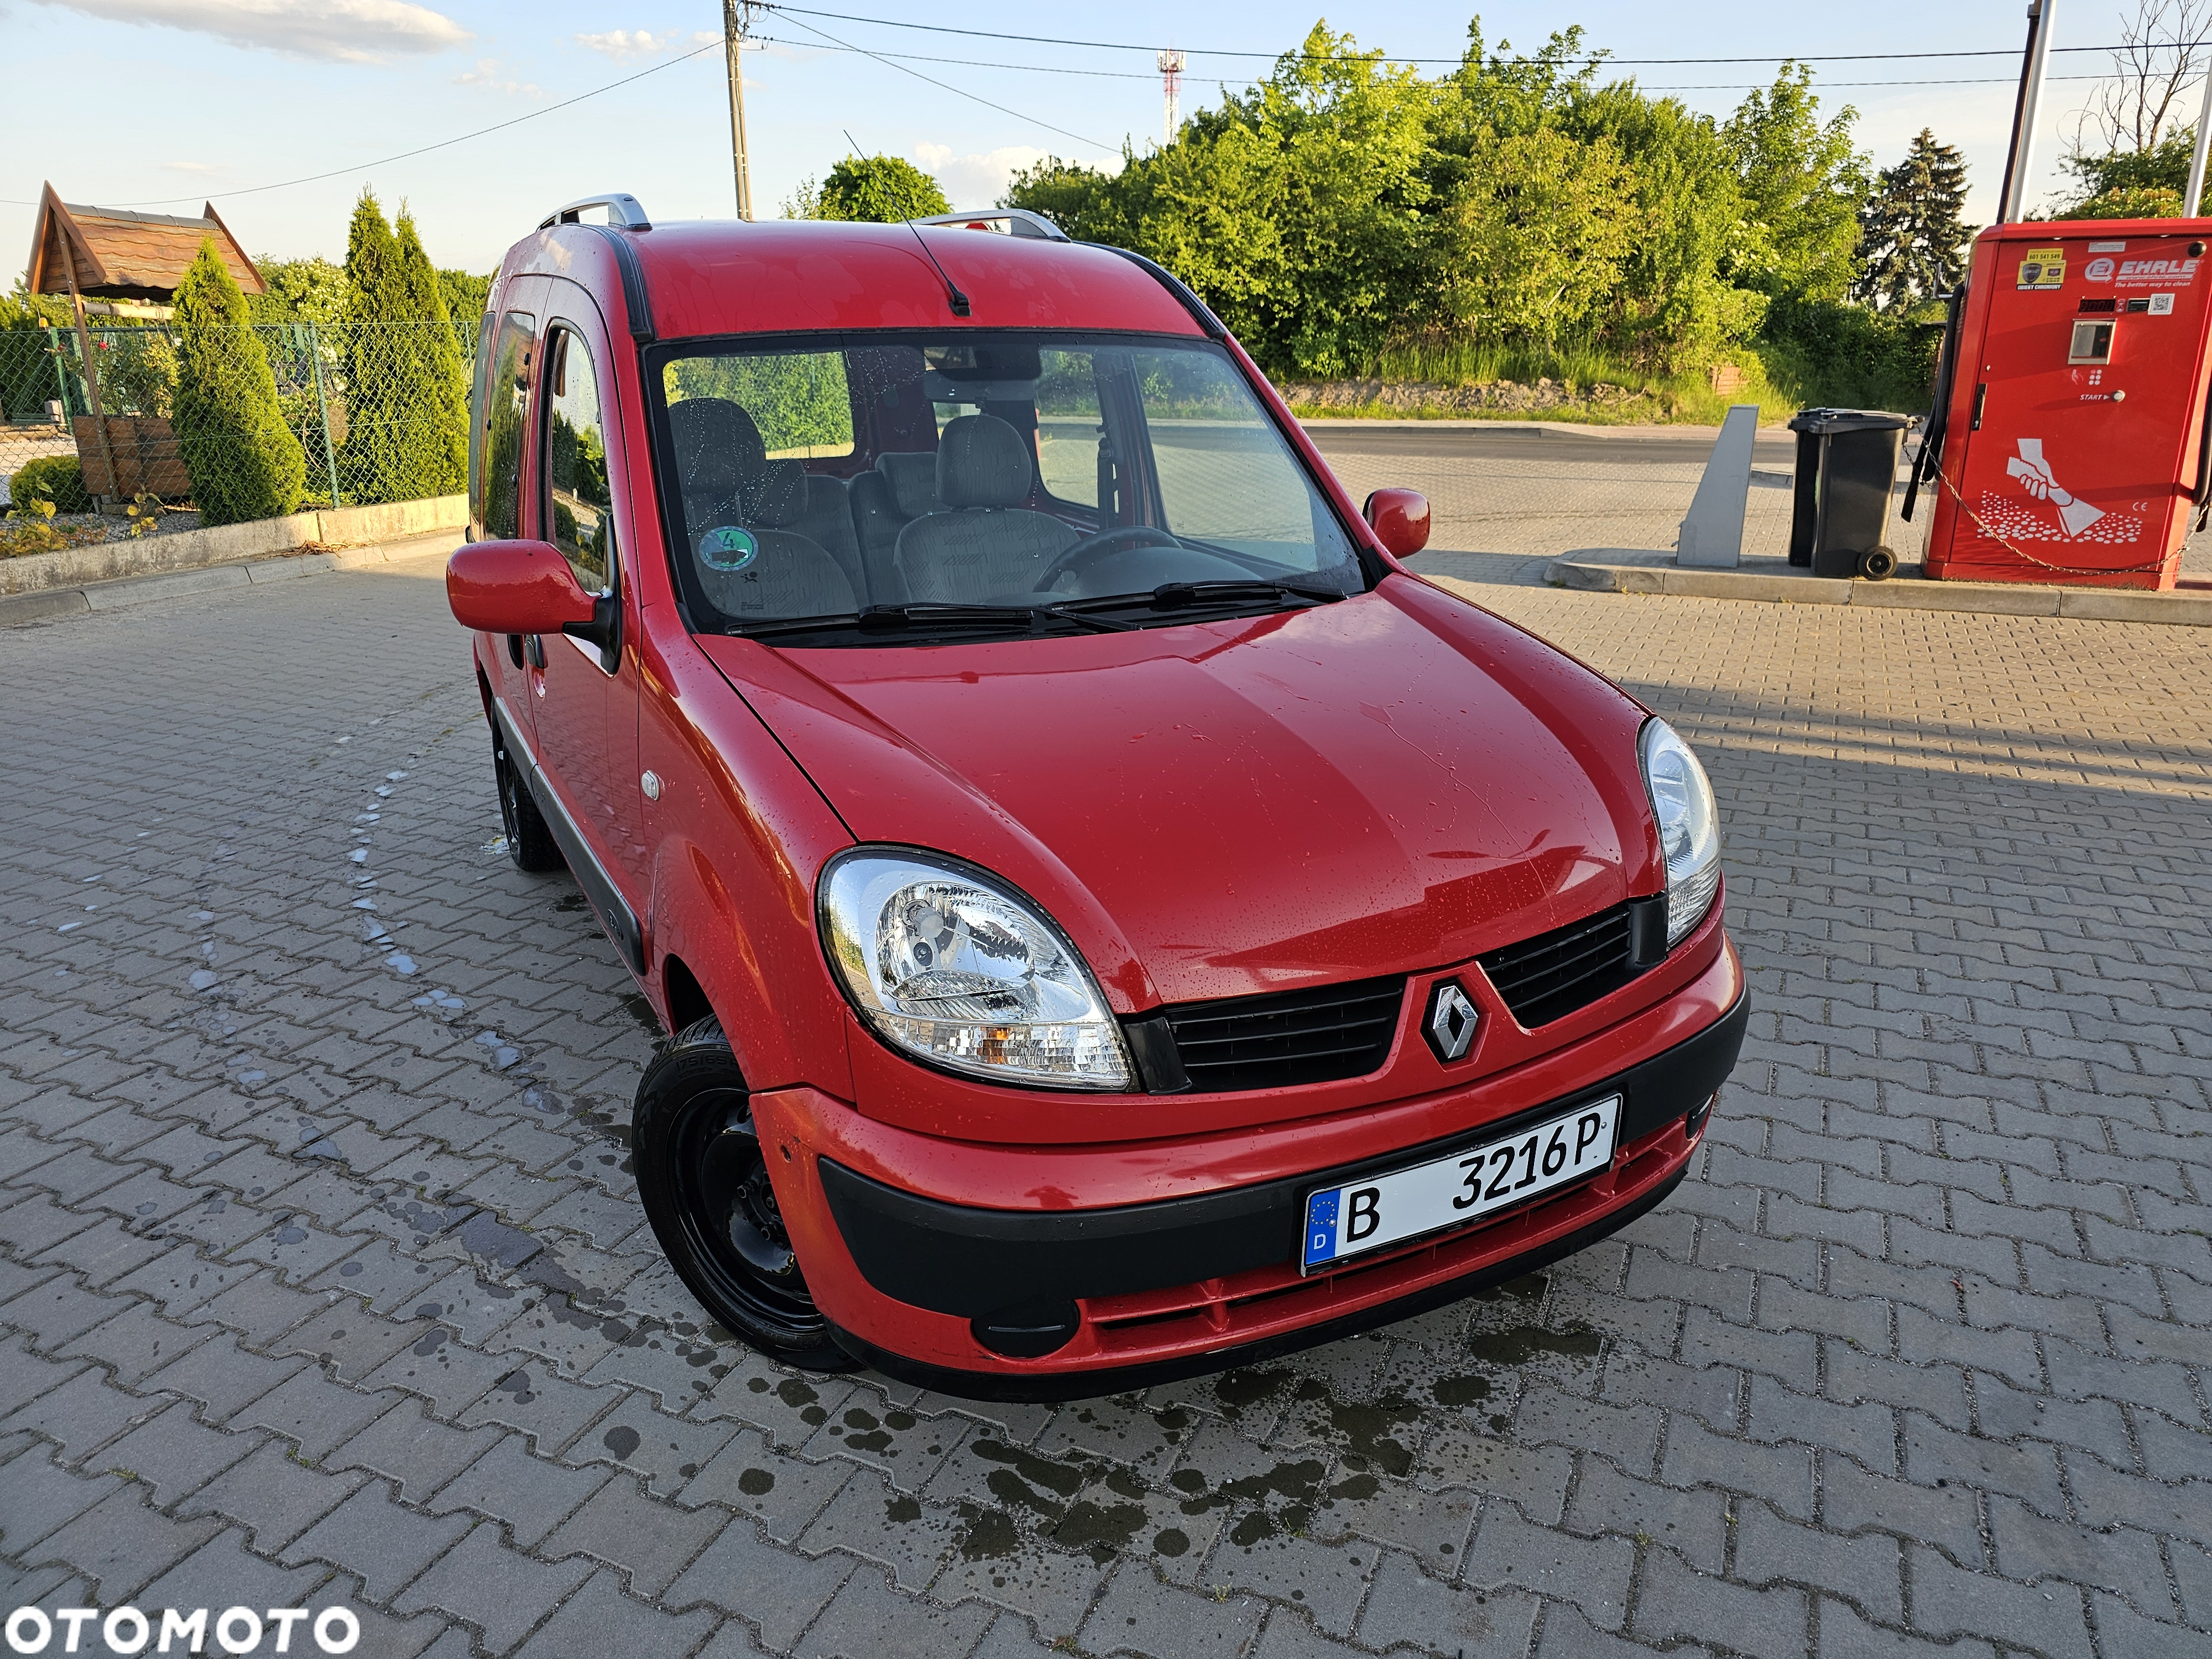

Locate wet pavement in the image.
[1,536,2209,1659]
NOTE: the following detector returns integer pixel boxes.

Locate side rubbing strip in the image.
[489,700,644,973]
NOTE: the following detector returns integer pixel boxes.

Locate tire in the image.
[1857,545,1897,582]
[492,726,564,873]
[632,1016,859,1371]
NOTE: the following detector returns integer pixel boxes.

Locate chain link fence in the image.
[2,319,478,549]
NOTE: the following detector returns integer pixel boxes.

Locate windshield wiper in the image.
[1061,580,1348,617]
[726,602,1134,642]
[858,602,1135,634]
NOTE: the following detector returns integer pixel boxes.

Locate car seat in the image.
[695,457,858,622]
[891,416,1077,604]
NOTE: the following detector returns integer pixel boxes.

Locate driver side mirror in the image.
[1363,488,1431,559]
[447,539,601,636]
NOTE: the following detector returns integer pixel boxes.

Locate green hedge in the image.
[9,455,90,513]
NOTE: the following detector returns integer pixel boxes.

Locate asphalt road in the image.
[1303,421,1801,471]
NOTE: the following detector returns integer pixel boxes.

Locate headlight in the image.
[818,849,1133,1091]
[1639,718,1721,947]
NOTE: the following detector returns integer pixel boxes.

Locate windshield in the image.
[649,331,1364,644]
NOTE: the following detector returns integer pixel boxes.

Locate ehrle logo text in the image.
[7,1606,359,1655]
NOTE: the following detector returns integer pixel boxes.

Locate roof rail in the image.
[540,194,651,232]
[914,209,1070,243]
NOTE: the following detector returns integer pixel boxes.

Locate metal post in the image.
[65,277,119,508]
[724,0,754,220]
[1995,1,2042,224]
[306,322,342,507]
[2004,0,2058,222]
[2187,55,2212,216]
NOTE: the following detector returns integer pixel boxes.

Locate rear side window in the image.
[542,326,614,595]
[479,310,535,540]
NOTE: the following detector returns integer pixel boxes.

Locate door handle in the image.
[1970,383,1988,431]
[525,635,545,670]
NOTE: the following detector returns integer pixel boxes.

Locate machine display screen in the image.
[2068,319,2115,364]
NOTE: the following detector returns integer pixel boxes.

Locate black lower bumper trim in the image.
[832,1164,1689,1402]
[820,988,1747,1324]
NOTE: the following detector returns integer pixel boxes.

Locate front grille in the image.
[1479,901,1643,1028]
[1163,976,1405,1092]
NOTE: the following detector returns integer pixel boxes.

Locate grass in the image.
[1282,328,1939,427]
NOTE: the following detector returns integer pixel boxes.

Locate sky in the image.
[0,0,2198,281]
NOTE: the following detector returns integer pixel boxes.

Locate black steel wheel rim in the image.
[495,745,524,846]
[670,1086,826,1339]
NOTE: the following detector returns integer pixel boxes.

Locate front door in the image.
[527,290,645,959]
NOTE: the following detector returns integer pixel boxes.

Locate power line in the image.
[4,36,726,211]
[766,11,1115,153]
[750,34,2121,94]
[758,4,2208,67]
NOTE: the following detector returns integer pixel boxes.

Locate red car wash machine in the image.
[1909,217,2212,590]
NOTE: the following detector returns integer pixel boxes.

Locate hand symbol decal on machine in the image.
[2005,440,2107,537]
[1981,437,2142,546]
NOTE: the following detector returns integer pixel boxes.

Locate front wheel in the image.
[632,1016,858,1371]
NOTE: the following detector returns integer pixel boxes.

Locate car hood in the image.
[696,577,1660,1010]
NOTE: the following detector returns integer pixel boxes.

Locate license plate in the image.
[1301,1095,1621,1272]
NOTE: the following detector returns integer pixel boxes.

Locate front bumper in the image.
[750,947,1746,1400]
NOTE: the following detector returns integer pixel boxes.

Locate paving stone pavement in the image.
[1,544,2209,1659]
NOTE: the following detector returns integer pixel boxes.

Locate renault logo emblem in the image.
[1425,980,1479,1062]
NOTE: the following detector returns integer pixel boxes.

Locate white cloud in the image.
[162,159,219,173]
[455,56,542,95]
[576,27,716,62]
[913,143,1050,212]
[29,0,471,62]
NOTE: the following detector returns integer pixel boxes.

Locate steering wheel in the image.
[1040,525,1180,592]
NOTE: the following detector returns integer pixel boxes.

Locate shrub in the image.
[172,238,307,525]
[397,207,470,497]
[9,454,90,513]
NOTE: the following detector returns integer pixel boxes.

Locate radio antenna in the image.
[902,220,971,317]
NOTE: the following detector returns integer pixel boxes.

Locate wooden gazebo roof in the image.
[25,182,263,301]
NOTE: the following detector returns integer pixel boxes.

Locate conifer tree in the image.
[341,189,443,504]
[172,238,306,525]
[396,206,471,495]
[1855,130,1973,312]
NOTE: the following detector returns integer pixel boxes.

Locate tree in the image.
[397,206,471,495]
[808,155,950,222]
[340,190,460,504]
[1855,129,1973,311]
[2057,124,2197,215]
[171,238,305,525]
[1723,64,1869,301]
[249,256,348,330]
[2073,0,2212,156]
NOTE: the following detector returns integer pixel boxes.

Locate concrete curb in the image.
[0,534,456,626]
[1545,557,2212,625]
[0,494,466,597]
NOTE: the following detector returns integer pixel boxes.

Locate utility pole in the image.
[724,0,754,220]
[1157,49,1186,145]
[2187,49,2212,215]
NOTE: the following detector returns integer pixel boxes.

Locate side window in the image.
[1034,348,1100,509]
[542,326,615,596]
[480,310,535,541]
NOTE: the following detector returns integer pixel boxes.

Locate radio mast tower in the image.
[1157,48,1186,144]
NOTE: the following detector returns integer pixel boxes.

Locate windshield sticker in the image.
[1978,437,2141,545]
[700,525,760,572]
[2017,249,2065,289]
